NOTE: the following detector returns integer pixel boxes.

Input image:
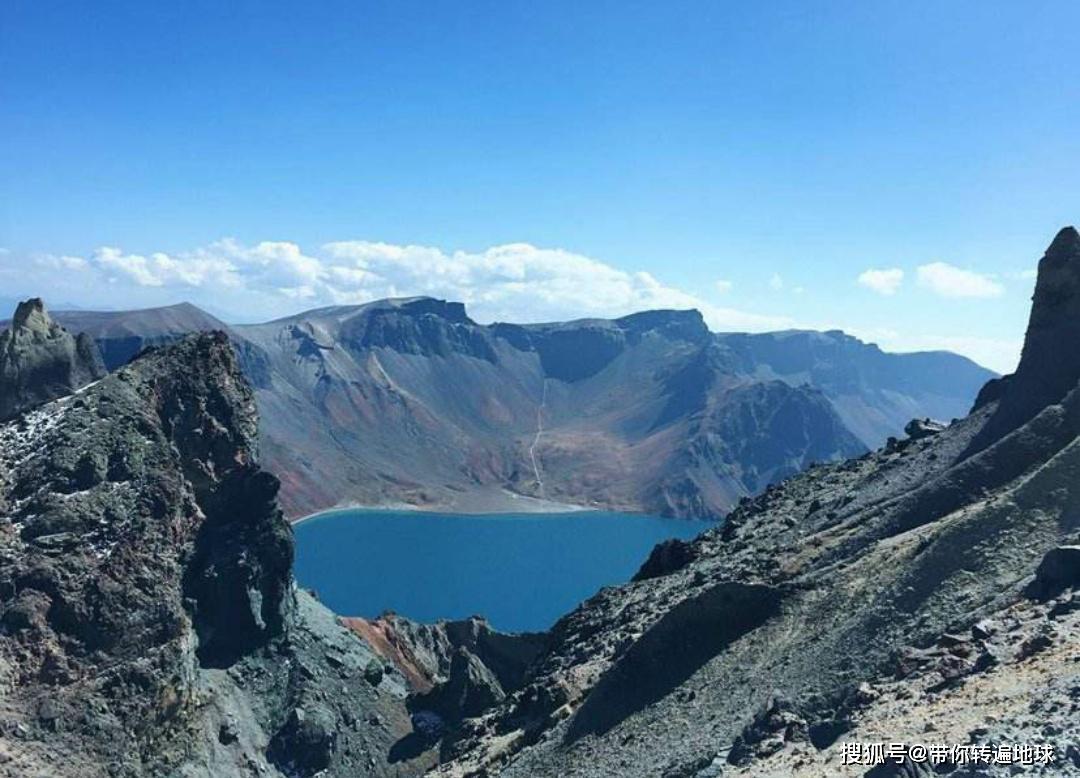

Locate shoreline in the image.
[289,491,601,526]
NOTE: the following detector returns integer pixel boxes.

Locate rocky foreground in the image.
[0,319,421,777]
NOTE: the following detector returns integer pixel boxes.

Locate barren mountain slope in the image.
[239,301,869,518]
[51,298,990,519]
[418,227,1080,777]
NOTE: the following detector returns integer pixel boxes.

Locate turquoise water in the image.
[293,509,705,633]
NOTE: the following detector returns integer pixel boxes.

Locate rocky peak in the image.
[0,298,105,420]
[396,297,473,324]
[971,226,1080,445]
[615,309,711,344]
[11,297,51,333]
[1013,226,1080,398]
[339,297,496,361]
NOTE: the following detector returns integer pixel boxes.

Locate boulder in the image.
[633,538,697,581]
[903,418,946,440]
[412,647,507,723]
[268,706,336,774]
[1033,545,1080,595]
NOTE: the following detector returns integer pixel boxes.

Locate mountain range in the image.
[31,298,993,519]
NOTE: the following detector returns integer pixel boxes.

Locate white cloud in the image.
[87,240,337,293]
[35,254,88,271]
[320,240,792,330]
[916,262,1004,299]
[6,238,792,332]
[92,246,240,288]
[227,240,325,287]
[328,265,380,287]
[715,279,733,294]
[94,247,164,286]
[768,273,784,291]
[857,267,904,296]
[279,285,317,299]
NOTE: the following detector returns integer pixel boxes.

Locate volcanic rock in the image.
[0,298,104,420]
[0,322,418,777]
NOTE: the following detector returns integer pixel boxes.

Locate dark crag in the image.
[0,308,420,777]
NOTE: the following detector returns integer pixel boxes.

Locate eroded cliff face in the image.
[971,226,1080,449]
[414,229,1080,777]
[0,325,419,777]
[239,299,871,520]
[0,298,104,421]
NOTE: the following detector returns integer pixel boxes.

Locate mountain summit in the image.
[0,298,105,420]
[999,226,1080,417]
[969,226,1080,452]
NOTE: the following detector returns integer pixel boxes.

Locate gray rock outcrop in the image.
[0,298,104,420]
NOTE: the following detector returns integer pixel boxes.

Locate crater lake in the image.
[293,509,706,632]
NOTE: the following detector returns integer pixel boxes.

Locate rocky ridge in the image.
[0,320,420,777]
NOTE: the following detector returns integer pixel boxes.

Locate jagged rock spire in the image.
[968,227,1080,450]
[1012,226,1080,404]
[12,297,51,333]
[0,298,106,420]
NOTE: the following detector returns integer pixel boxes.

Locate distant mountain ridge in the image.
[717,329,995,446]
[41,298,995,519]
[46,302,231,369]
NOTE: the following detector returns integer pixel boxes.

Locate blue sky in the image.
[2,1,1079,372]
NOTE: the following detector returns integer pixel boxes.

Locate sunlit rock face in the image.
[0,298,105,420]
